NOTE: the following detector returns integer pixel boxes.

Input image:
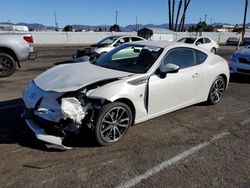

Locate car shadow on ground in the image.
[0,98,98,152]
[229,74,250,84]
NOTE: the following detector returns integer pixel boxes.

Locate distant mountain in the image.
[1,22,249,31]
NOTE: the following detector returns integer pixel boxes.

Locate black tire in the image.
[0,53,16,77]
[211,48,216,54]
[95,102,133,146]
[207,76,226,105]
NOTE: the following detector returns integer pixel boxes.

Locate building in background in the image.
[0,24,29,32]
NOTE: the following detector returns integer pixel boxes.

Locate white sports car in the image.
[22,41,229,148]
[178,37,219,54]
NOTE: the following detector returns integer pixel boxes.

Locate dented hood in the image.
[34,62,132,92]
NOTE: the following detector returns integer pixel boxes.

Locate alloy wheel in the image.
[210,77,225,104]
[100,106,130,143]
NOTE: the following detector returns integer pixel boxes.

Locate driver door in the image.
[148,47,202,116]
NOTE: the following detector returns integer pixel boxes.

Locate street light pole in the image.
[242,0,248,44]
[115,11,118,25]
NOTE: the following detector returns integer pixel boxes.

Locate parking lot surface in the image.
[0,45,249,188]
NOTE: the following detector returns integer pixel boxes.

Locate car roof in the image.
[129,40,199,49]
[110,35,143,38]
[182,37,197,39]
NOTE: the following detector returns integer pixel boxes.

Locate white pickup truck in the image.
[0,32,36,77]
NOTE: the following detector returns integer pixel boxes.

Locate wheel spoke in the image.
[115,107,120,120]
[108,112,115,121]
[119,118,129,123]
[115,126,121,137]
[106,128,113,138]
[117,123,128,128]
[101,125,113,134]
[113,127,116,141]
[117,109,125,122]
[102,119,113,124]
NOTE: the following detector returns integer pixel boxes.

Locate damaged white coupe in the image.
[22,41,230,147]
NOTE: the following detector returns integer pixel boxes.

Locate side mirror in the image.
[158,63,180,78]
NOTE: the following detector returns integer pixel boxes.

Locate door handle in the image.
[192,73,200,78]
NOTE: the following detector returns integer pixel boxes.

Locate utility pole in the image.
[136,15,138,31]
[242,0,248,43]
[54,11,58,31]
[115,11,118,25]
[205,14,207,23]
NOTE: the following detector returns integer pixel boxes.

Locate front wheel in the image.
[95,102,132,146]
[0,53,16,77]
[207,76,225,105]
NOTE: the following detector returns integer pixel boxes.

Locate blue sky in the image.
[0,0,249,27]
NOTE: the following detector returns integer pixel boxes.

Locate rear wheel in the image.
[207,76,225,105]
[95,102,132,146]
[0,53,16,77]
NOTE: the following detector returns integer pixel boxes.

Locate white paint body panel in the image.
[34,62,132,92]
[23,41,230,143]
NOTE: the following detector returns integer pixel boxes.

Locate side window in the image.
[122,37,130,43]
[195,50,207,64]
[161,48,196,69]
[114,37,130,46]
[204,38,211,43]
[196,38,204,45]
[131,37,143,41]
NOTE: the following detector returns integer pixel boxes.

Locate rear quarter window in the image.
[204,38,211,43]
[131,37,143,41]
[195,50,207,64]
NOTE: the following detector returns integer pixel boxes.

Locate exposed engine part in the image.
[61,97,91,124]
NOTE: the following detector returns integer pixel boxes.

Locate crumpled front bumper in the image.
[25,119,71,149]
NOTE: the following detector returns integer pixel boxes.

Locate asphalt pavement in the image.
[0,45,249,188]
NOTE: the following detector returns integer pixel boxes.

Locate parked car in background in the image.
[226,37,240,46]
[178,37,219,54]
[0,32,36,77]
[73,35,146,62]
[229,45,250,75]
[22,41,229,148]
[242,37,250,46]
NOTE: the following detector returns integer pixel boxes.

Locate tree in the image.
[168,0,172,30]
[179,0,191,31]
[110,24,121,32]
[63,25,73,32]
[168,0,191,31]
[233,24,243,33]
[188,21,215,32]
[175,0,183,31]
[171,0,175,30]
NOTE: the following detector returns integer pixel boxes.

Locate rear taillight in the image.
[23,36,33,43]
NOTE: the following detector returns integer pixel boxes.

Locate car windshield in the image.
[95,44,163,73]
[97,36,120,46]
[178,37,197,44]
